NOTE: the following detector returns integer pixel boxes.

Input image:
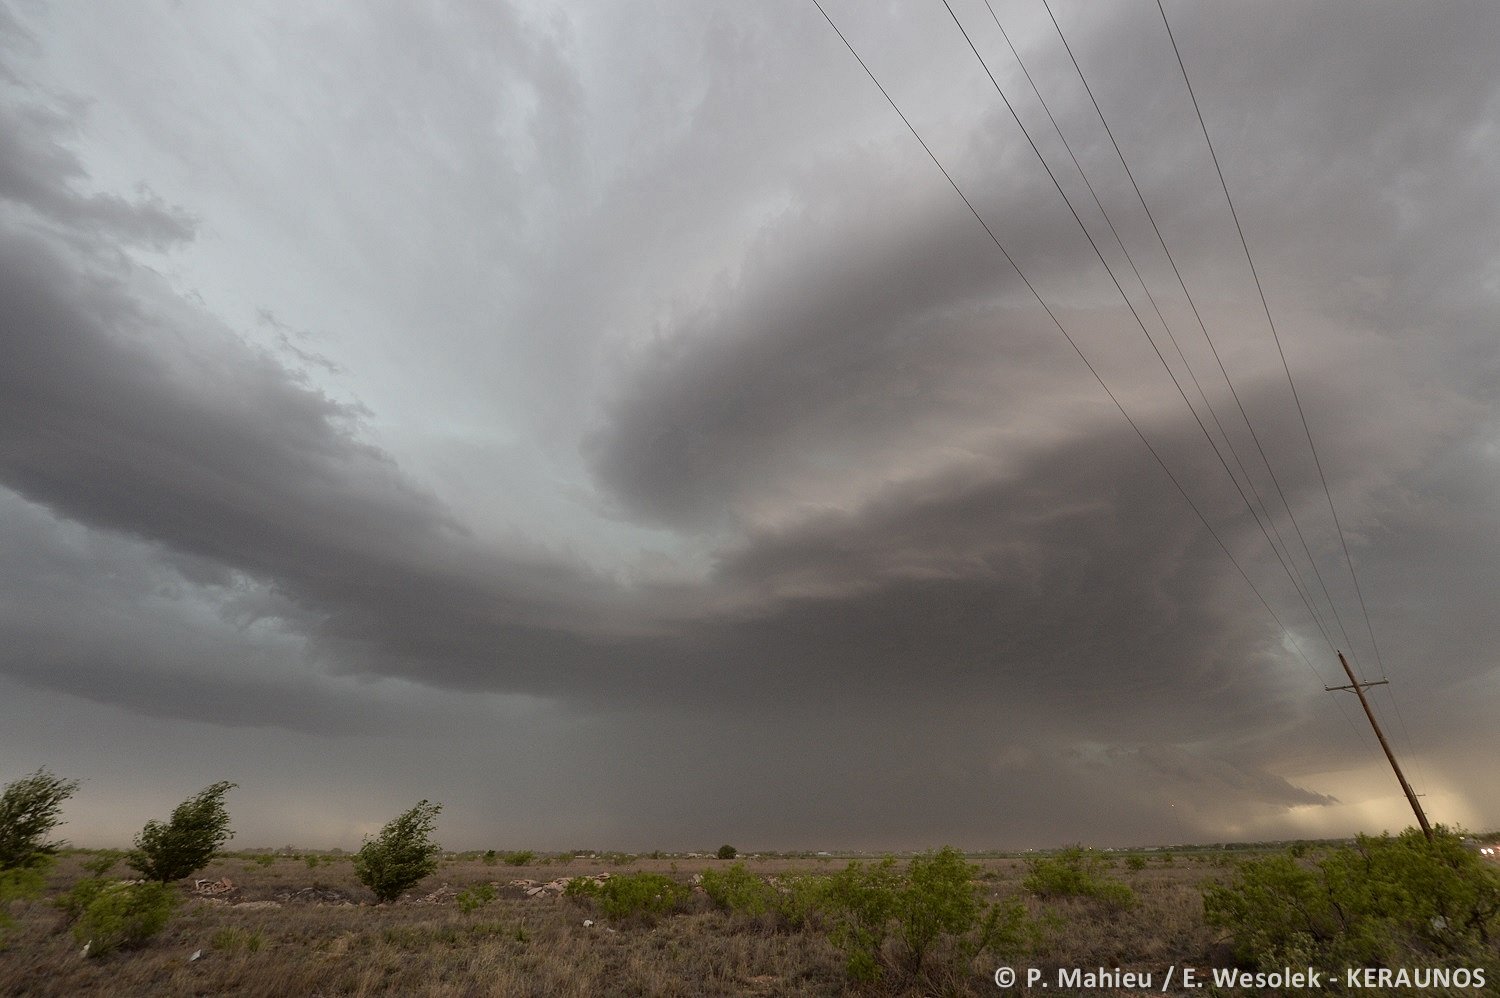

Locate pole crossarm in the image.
[1324,679,1389,692]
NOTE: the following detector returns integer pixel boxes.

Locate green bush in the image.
[774,873,834,931]
[57,876,110,925]
[1022,846,1135,910]
[0,865,49,936]
[0,770,79,871]
[502,850,535,866]
[701,862,778,916]
[822,848,1028,985]
[565,872,690,922]
[1205,827,1500,975]
[456,882,497,913]
[354,800,442,903]
[1124,854,1148,872]
[717,844,738,860]
[71,881,177,955]
[481,849,498,866]
[824,858,901,981]
[128,781,237,882]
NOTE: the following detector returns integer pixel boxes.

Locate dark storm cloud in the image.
[585,177,1047,531]
[2,0,1498,845]
[0,204,640,717]
[0,53,621,724]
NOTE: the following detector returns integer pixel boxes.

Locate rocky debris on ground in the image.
[408,885,458,905]
[188,897,284,909]
[193,877,237,898]
[275,886,357,905]
[505,872,610,900]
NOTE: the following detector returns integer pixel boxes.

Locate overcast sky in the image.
[2,0,1497,852]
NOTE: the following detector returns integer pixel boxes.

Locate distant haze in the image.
[1,1,1496,852]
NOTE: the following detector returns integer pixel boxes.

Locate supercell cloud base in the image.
[0,1,1496,851]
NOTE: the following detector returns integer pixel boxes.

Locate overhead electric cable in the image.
[1153,0,1383,677]
[806,0,1357,717]
[975,0,1340,656]
[1153,0,1421,781]
[939,0,1343,662]
[1030,0,1362,667]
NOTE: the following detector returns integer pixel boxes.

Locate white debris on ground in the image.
[192,877,236,897]
[507,872,610,899]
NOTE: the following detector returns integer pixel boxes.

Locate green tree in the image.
[128,781,237,882]
[0,769,79,871]
[716,844,738,860]
[353,800,442,903]
[1,769,79,935]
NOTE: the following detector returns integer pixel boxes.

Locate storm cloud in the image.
[1,0,1496,850]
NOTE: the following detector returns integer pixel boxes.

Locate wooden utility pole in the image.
[1325,651,1433,843]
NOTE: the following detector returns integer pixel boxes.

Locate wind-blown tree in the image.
[128,781,237,882]
[354,800,443,903]
[0,769,80,871]
[1,769,80,935]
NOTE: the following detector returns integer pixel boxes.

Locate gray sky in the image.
[2,0,1496,852]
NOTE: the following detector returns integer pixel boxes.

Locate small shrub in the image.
[482,849,497,866]
[72,881,177,955]
[1205,827,1500,974]
[503,850,535,866]
[1124,854,1148,872]
[0,865,48,936]
[456,882,497,913]
[814,849,1029,986]
[1023,846,1135,910]
[354,800,442,903]
[825,858,901,980]
[900,847,1026,975]
[305,855,318,869]
[566,872,690,922]
[773,873,834,931]
[717,844,738,860]
[701,862,777,916]
[0,769,79,871]
[128,781,237,882]
[57,876,111,925]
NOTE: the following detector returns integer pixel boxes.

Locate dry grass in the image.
[0,850,1245,996]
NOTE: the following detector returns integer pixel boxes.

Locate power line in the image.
[1152,0,1423,786]
[974,0,1341,660]
[806,0,1343,707]
[939,0,1345,666]
[1033,0,1365,679]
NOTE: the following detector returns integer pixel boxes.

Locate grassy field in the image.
[0,847,1244,997]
